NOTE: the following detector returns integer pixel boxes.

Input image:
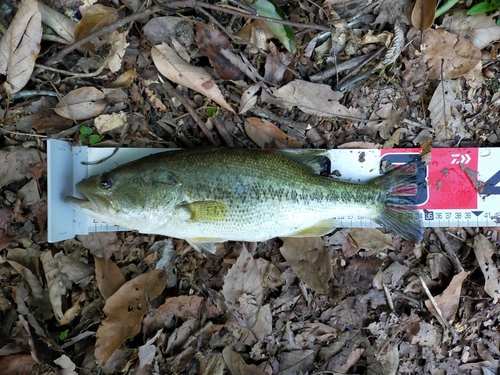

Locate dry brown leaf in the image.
[425,270,470,322]
[280,237,332,294]
[422,29,481,80]
[155,295,205,319]
[244,117,303,148]
[256,258,284,289]
[264,41,293,84]
[473,234,500,304]
[54,87,106,120]
[0,0,42,95]
[106,70,137,88]
[165,318,198,353]
[348,228,393,251]
[77,232,120,259]
[143,16,194,46]
[40,251,71,322]
[195,24,244,81]
[0,148,47,188]
[372,344,399,375]
[411,0,436,31]
[54,354,78,375]
[239,84,260,114]
[151,43,234,112]
[269,80,365,120]
[94,112,127,134]
[17,179,40,208]
[442,11,500,49]
[222,245,263,328]
[94,256,127,300]
[279,349,316,374]
[107,30,129,73]
[235,19,275,44]
[38,2,75,44]
[222,346,268,375]
[94,269,168,365]
[0,354,38,375]
[74,4,118,51]
[428,80,469,141]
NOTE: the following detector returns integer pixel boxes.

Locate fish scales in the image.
[66,148,423,252]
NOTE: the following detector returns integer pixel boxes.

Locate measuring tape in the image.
[47,140,500,242]
[330,147,499,229]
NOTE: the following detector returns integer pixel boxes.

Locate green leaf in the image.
[242,0,296,53]
[467,2,493,14]
[205,105,217,117]
[59,329,69,341]
[79,133,87,142]
[89,134,101,145]
[79,125,93,135]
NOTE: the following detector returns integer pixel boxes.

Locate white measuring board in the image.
[47,139,500,243]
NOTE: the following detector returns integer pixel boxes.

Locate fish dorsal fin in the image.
[286,218,337,237]
[186,200,229,222]
[272,150,331,175]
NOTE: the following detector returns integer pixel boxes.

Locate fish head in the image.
[65,163,182,227]
[65,169,139,222]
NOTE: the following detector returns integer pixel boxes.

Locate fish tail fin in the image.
[370,162,424,243]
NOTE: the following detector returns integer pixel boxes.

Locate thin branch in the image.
[433,227,465,273]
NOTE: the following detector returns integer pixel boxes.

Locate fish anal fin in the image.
[186,201,229,222]
[287,219,337,237]
[187,238,225,253]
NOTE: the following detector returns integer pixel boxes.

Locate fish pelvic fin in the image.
[371,161,424,243]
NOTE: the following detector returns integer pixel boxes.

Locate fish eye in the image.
[99,176,113,189]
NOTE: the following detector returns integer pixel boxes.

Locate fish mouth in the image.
[65,194,112,214]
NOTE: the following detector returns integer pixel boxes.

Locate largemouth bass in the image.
[65,148,423,252]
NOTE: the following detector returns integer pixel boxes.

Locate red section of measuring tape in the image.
[423,148,478,209]
[380,148,479,209]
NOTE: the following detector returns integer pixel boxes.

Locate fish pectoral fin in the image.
[287,218,337,237]
[185,200,229,222]
[187,238,225,253]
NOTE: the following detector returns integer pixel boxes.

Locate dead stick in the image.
[433,227,465,273]
[161,79,217,145]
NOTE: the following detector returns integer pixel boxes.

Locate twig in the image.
[160,78,217,145]
[433,228,465,273]
[251,106,310,131]
[212,114,235,147]
[10,90,59,100]
[82,105,132,165]
[334,46,386,91]
[419,276,460,344]
[34,61,106,77]
[310,53,378,82]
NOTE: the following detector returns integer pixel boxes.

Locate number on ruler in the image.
[482,171,500,195]
[379,153,428,205]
